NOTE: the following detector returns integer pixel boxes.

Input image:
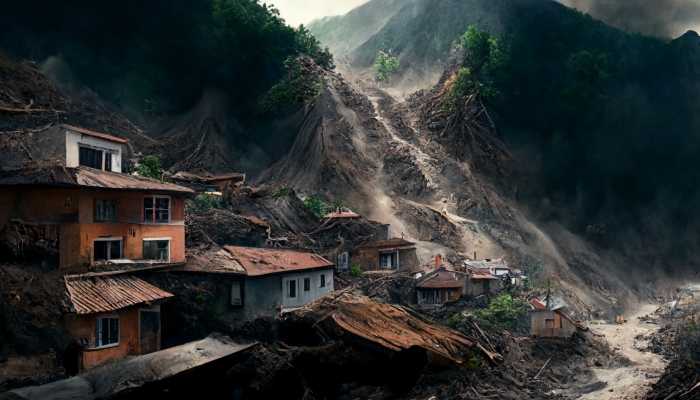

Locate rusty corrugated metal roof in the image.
[65,274,174,315]
[223,246,334,277]
[0,166,194,195]
[356,238,416,249]
[469,270,498,280]
[416,268,466,289]
[61,124,129,144]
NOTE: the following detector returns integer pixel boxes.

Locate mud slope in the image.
[260,64,638,316]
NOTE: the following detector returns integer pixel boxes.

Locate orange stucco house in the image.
[0,126,194,271]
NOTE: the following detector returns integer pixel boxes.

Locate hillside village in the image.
[1,0,699,398]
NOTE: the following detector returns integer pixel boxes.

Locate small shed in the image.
[464,269,499,297]
[529,298,582,338]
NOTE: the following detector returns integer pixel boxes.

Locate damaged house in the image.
[416,266,467,305]
[0,126,195,270]
[351,238,419,272]
[529,297,584,338]
[63,272,174,371]
[181,246,335,321]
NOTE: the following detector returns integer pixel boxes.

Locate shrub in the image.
[350,263,362,277]
[373,50,400,82]
[260,56,323,114]
[136,155,163,180]
[475,293,528,331]
[302,195,330,219]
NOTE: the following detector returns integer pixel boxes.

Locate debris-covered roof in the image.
[181,249,247,274]
[290,292,499,365]
[324,210,361,219]
[65,274,174,315]
[464,258,509,270]
[7,335,256,400]
[416,267,466,289]
[61,124,129,144]
[356,237,416,250]
[223,246,334,277]
[0,166,195,195]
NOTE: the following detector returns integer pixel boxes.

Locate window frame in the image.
[303,277,311,292]
[93,315,120,349]
[143,195,172,224]
[142,238,171,262]
[93,237,123,263]
[78,144,116,172]
[320,274,326,288]
[94,199,118,223]
[287,279,297,298]
[230,281,243,306]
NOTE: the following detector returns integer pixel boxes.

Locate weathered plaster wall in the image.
[65,130,123,172]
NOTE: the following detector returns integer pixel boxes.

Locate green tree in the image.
[303,195,330,218]
[136,155,163,180]
[475,293,528,331]
[373,50,400,82]
[448,26,509,106]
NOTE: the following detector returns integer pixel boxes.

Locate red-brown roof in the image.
[0,166,195,195]
[324,210,361,219]
[469,270,498,280]
[416,268,466,289]
[356,238,416,250]
[62,124,129,144]
[65,274,174,315]
[530,298,547,310]
[223,246,334,277]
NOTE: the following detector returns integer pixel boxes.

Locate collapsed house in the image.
[63,272,174,371]
[351,238,419,272]
[169,171,246,194]
[529,297,584,338]
[0,125,195,271]
[180,246,335,321]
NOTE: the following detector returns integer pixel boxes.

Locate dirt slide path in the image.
[579,304,667,400]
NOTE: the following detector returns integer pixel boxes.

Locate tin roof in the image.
[356,238,416,250]
[223,246,334,277]
[65,274,174,315]
[416,268,466,289]
[61,124,129,144]
[464,258,509,270]
[0,166,195,195]
[181,249,247,274]
[469,270,498,280]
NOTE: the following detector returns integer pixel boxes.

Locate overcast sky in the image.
[264,0,370,26]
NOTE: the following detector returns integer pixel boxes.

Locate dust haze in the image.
[264,0,370,26]
[559,0,700,38]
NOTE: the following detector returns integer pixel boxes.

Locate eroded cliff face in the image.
[258,62,641,317]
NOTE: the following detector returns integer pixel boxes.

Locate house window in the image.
[320,274,326,288]
[144,196,170,223]
[93,239,122,262]
[95,316,119,348]
[337,252,349,270]
[143,239,170,262]
[379,252,397,269]
[79,146,115,171]
[303,278,311,292]
[94,200,117,222]
[287,280,297,298]
[230,281,242,306]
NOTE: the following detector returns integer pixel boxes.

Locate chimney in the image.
[435,254,442,269]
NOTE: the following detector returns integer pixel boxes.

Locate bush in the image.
[350,263,362,277]
[260,57,323,114]
[136,155,163,180]
[373,50,400,82]
[475,293,528,331]
[302,195,331,219]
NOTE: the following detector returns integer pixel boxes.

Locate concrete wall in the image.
[0,188,187,269]
[65,307,140,370]
[530,310,577,338]
[65,130,123,172]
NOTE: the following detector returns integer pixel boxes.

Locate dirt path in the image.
[579,304,667,400]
